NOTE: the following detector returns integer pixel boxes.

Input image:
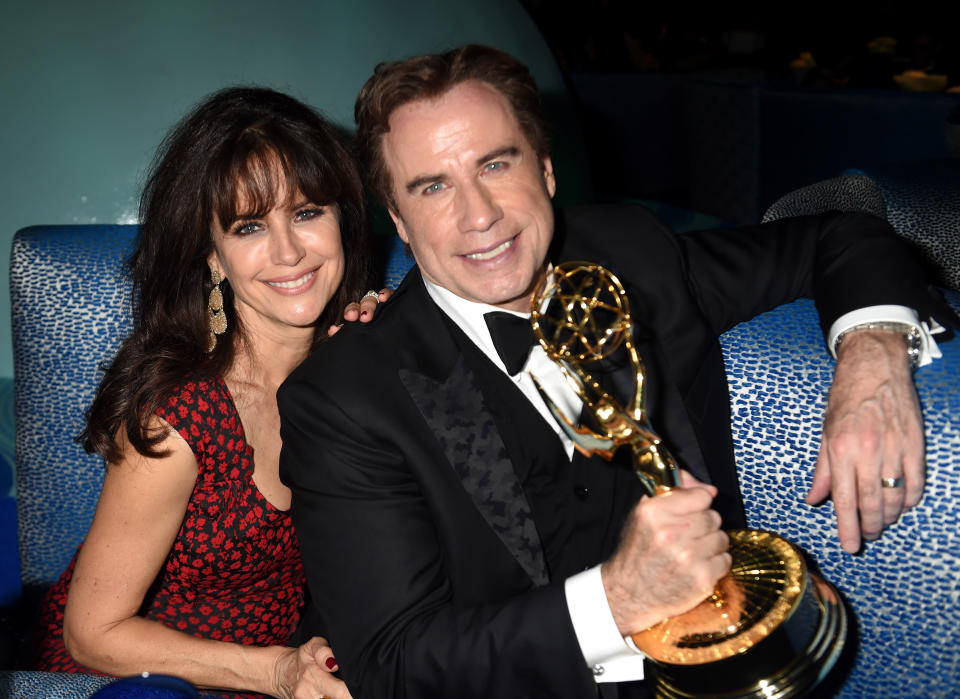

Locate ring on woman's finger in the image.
[361,289,380,302]
[881,476,905,488]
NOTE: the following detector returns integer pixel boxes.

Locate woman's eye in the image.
[295,207,324,222]
[233,221,261,236]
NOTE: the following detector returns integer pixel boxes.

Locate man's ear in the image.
[541,156,557,199]
[389,208,410,245]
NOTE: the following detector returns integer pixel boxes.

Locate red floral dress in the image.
[31,376,305,696]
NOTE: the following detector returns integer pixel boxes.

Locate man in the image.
[279,45,952,697]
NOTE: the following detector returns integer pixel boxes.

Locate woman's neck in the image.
[228,328,313,392]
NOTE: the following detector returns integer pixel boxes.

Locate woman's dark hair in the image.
[81,86,371,463]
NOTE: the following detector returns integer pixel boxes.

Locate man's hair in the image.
[354,44,551,212]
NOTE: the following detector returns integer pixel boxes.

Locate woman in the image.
[30,86,379,699]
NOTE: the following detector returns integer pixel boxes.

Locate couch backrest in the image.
[10,225,137,591]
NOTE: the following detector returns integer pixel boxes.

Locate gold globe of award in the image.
[529,262,847,698]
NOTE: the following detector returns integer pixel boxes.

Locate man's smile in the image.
[464,235,517,261]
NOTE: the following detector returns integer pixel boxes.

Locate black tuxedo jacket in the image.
[279,205,949,699]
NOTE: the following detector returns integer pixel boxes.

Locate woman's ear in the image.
[206,251,225,282]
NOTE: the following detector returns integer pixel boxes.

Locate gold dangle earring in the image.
[207,269,227,352]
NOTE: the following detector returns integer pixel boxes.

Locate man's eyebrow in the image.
[403,146,521,194]
[476,146,519,168]
[405,174,443,195]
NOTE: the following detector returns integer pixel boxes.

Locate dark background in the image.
[520,0,960,224]
[522,0,960,83]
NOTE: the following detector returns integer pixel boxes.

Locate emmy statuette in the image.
[529,262,847,698]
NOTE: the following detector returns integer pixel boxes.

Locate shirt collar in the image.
[422,277,527,373]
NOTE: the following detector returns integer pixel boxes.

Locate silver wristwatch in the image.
[834,321,923,369]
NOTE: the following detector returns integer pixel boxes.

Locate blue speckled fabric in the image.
[10,225,137,589]
[0,671,220,698]
[383,238,414,290]
[0,670,114,698]
[720,290,960,698]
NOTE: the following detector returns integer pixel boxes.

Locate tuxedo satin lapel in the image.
[390,267,461,381]
[399,356,549,586]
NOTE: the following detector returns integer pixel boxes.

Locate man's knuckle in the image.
[651,527,675,549]
[693,567,717,592]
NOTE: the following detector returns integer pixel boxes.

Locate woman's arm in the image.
[62,420,350,698]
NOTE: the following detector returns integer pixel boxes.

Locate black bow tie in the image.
[484,311,537,376]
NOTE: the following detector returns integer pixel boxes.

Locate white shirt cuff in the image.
[827,305,945,367]
[565,565,646,683]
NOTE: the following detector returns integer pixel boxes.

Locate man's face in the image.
[382,80,556,312]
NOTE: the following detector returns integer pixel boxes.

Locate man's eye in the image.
[484,161,506,173]
[424,182,445,195]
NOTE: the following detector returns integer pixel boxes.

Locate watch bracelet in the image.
[834,321,922,369]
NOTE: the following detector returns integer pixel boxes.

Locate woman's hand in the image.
[328,288,392,337]
[273,636,352,699]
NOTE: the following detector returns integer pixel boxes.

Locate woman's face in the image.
[208,185,345,341]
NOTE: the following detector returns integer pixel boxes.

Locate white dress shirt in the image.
[828,305,944,366]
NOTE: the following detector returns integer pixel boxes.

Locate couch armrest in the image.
[721,289,960,696]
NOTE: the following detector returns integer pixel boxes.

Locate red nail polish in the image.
[325,657,337,670]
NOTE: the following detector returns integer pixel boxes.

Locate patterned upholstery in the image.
[0,671,217,698]
[382,235,414,290]
[760,172,886,222]
[0,670,114,698]
[10,225,137,593]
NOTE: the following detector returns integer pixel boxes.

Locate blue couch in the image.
[3,162,958,696]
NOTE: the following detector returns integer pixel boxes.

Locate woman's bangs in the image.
[284,141,345,211]
[212,143,342,229]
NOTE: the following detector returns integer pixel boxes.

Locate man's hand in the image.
[806,329,924,554]
[602,471,730,635]
[328,288,392,337]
